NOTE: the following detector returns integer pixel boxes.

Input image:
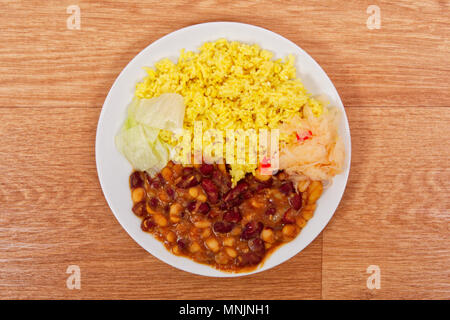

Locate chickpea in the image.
[297,180,310,193]
[218,163,226,173]
[158,190,170,203]
[215,251,230,264]
[169,203,183,215]
[166,231,176,243]
[302,210,314,221]
[250,198,264,208]
[222,237,235,247]
[205,237,220,253]
[230,226,241,236]
[197,194,207,202]
[224,247,237,258]
[255,171,271,182]
[302,203,316,221]
[172,245,181,255]
[261,227,275,243]
[146,203,158,215]
[308,181,323,204]
[153,214,168,227]
[296,216,307,228]
[188,186,199,198]
[194,220,211,229]
[189,242,201,253]
[282,224,297,239]
[275,230,283,241]
[172,164,183,177]
[161,167,173,182]
[170,214,180,224]
[271,189,285,201]
[132,187,145,203]
[201,228,211,239]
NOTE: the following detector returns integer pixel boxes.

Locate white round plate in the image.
[96,22,351,277]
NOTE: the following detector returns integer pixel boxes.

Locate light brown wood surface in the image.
[0,0,448,299]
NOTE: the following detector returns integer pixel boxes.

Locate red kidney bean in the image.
[289,193,302,210]
[176,175,199,188]
[197,202,210,215]
[212,170,231,195]
[256,178,273,190]
[227,197,244,208]
[219,202,228,210]
[182,167,194,176]
[201,179,219,204]
[164,204,170,214]
[248,238,265,256]
[177,239,187,250]
[132,201,147,217]
[239,252,263,266]
[223,207,242,223]
[152,181,161,189]
[213,221,234,233]
[279,181,294,195]
[187,201,197,212]
[199,163,214,176]
[201,178,216,193]
[157,173,165,184]
[223,181,249,206]
[207,192,219,204]
[141,217,155,231]
[243,190,253,199]
[265,206,276,215]
[241,221,263,240]
[211,169,222,182]
[194,172,202,183]
[148,197,158,209]
[166,187,175,198]
[130,172,142,188]
[282,208,296,224]
[208,209,220,219]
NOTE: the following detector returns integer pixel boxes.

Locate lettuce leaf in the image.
[115,125,160,171]
[115,93,184,175]
[135,93,185,131]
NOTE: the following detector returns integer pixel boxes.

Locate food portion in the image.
[279,104,345,185]
[116,39,345,272]
[129,162,323,271]
[115,93,185,175]
[134,39,326,185]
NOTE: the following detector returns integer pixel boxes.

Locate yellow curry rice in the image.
[135,39,323,184]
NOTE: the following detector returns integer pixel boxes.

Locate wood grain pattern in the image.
[0,107,322,299]
[0,0,449,108]
[322,107,450,299]
[0,0,449,299]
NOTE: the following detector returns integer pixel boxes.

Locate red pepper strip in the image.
[296,130,312,142]
[260,156,271,168]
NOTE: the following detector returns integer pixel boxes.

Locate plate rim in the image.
[95,21,351,277]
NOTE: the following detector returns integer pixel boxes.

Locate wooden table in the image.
[0,0,449,300]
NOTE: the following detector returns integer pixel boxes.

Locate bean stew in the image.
[129,161,323,272]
